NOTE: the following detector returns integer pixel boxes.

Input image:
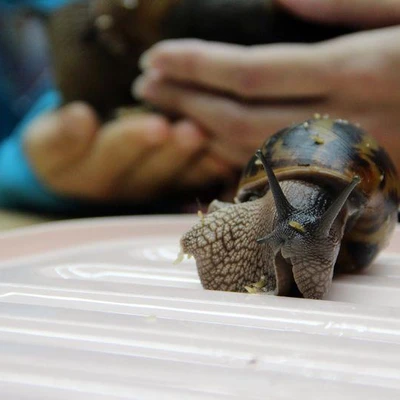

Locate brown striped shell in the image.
[237,117,400,272]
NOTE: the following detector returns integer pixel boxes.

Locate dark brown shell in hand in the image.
[238,117,400,273]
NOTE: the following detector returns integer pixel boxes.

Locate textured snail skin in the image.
[180,118,400,299]
[46,0,353,118]
[182,181,346,298]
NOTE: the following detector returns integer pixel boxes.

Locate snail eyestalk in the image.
[317,175,361,237]
[255,149,294,220]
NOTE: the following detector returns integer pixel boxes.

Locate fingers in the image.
[80,115,228,201]
[134,74,317,165]
[120,119,234,200]
[276,0,400,28]
[29,106,233,202]
[118,119,205,200]
[135,27,400,167]
[79,114,171,198]
[138,39,333,99]
[24,102,99,176]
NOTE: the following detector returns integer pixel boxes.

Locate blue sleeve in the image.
[0,0,77,13]
[0,90,83,213]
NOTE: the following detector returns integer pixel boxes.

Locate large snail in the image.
[178,117,400,299]
[46,0,353,118]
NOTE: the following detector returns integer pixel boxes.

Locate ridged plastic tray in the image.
[0,215,399,399]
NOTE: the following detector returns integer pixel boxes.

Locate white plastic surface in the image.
[0,215,400,399]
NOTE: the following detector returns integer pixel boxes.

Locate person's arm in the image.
[0,0,87,212]
[0,0,234,214]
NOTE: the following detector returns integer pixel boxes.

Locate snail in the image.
[178,117,400,299]
[46,0,353,118]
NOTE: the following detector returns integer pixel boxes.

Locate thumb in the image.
[276,0,400,28]
[25,102,99,174]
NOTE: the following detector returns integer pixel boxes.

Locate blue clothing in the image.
[0,0,70,11]
[0,0,78,212]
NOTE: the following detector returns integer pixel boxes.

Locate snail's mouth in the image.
[274,251,297,296]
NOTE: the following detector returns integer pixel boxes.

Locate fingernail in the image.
[131,75,154,100]
[139,50,152,70]
[61,103,94,139]
[139,49,167,71]
[131,76,146,99]
[131,70,161,99]
[147,68,163,80]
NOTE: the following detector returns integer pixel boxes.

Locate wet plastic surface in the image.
[0,215,399,399]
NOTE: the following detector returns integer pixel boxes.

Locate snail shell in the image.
[180,118,400,299]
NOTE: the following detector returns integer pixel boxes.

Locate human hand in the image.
[133,19,400,172]
[24,102,232,204]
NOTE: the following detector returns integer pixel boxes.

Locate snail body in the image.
[180,118,400,299]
